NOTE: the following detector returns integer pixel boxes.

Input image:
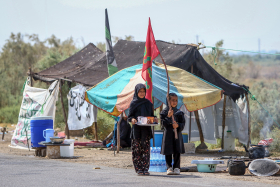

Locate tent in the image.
[95,40,248,100]
[34,41,248,100]
[33,43,106,86]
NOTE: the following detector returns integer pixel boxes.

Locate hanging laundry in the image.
[67,85,97,130]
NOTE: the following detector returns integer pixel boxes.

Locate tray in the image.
[136,123,159,126]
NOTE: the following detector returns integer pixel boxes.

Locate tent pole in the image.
[194,111,205,144]
[59,79,70,139]
[152,97,155,147]
[117,112,123,153]
[28,67,33,86]
[189,65,193,143]
[189,111,191,142]
[94,122,98,141]
[245,94,251,148]
[221,95,227,149]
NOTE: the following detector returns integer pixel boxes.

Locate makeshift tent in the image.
[181,95,249,144]
[67,84,98,130]
[33,43,106,86]
[85,62,223,116]
[11,80,59,148]
[95,40,248,100]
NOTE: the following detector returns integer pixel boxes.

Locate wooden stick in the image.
[189,112,191,142]
[194,111,204,144]
[221,95,227,149]
[94,122,98,141]
[117,113,123,153]
[189,65,193,143]
[1,127,6,141]
[59,80,70,139]
[152,97,155,147]
[245,94,251,148]
[159,54,178,139]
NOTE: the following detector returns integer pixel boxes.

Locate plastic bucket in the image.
[60,139,75,157]
[30,116,53,148]
[182,133,188,143]
[43,129,54,142]
[150,130,163,147]
[197,164,217,173]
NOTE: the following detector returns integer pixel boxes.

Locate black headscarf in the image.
[128,83,151,115]
[162,93,179,114]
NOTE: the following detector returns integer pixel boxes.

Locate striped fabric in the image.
[85,62,223,116]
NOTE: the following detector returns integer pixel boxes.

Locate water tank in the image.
[30,116,53,148]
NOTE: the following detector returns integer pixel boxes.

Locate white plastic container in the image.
[60,139,75,157]
[224,131,235,151]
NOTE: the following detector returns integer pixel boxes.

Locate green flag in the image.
[105,9,118,76]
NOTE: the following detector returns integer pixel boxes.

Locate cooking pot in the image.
[243,144,265,159]
[227,160,250,175]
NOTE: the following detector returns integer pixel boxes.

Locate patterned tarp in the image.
[85,62,223,116]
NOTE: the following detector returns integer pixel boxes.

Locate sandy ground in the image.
[1,124,280,186]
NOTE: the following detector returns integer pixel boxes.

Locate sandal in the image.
[144,170,150,175]
[137,170,144,175]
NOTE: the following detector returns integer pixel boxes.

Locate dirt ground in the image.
[1,123,280,185]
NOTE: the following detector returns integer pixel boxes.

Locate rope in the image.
[211,47,217,65]
[243,87,280,128]
[206,46,280,56]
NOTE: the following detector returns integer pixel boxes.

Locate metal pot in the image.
[243,144,265,159]
[227,160,250,175]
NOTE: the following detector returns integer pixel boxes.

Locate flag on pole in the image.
[105,9,118,76]
[142,18,160,102]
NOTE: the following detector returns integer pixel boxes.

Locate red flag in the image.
[142,18,160,103]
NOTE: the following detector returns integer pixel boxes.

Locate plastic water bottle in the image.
[149,160,154,172]
[156,160,160,172]
[162,160,166,172]
[150,147,154,161]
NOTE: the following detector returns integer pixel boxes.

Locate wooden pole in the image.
[189,111,191,142]
[245,94,251,148]
[194,111,204,144]
[94,122,98,141]
[189,65,194,143]
[221,95,227,149]
[117,113,123,153]
[28,67,33,86]
[59,80,70,139]
[1,127,6,141]
[152,97,155,147]
[159,53,178,139]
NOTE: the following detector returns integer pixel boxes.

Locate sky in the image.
[1,0,280,53]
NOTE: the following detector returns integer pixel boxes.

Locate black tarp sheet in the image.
[34,40,247,99]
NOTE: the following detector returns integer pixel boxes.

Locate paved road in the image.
[0,153,279,187]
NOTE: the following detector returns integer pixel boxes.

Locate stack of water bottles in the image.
[149,147,166,172]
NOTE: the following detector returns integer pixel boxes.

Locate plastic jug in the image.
[43,129,54,142]
[224,130,235,151]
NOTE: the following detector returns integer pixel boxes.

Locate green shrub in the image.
[0,105,21,124]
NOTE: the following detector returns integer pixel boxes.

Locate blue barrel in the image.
[150,130,163,147]
[30,116,53,148]
[182,133,188,143]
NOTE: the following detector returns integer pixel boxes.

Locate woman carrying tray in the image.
[160,93,185,175]
[128,83,158,176]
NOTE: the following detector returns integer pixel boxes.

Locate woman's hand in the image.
[167,109,173,118]
[131,118,137,125]
[172,121,179,129]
